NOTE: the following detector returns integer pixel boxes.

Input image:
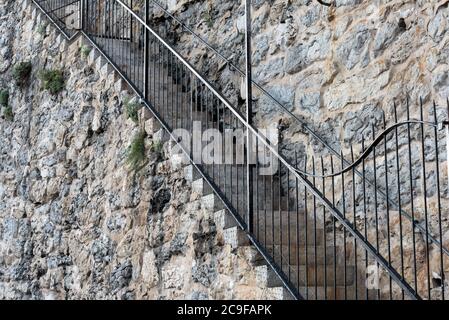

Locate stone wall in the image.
[142,0,449,299]
[0,0,275,300]
[146,0,449,157]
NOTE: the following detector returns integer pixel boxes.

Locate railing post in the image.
[144,0,150,99]
[245,0,254,233]
[80,0,84,31]
[130,0,133,43]
[446,100,449,198]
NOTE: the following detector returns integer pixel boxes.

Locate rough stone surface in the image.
[3,0,449,301]
[0,0,279,300]
[144,0,449,154]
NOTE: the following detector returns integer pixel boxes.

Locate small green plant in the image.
[0,89,9,107]
[202,11,214,28]
[127,131,147,172]
[150,140,163,155]
[39,69,65,95]
[3,106,13,121]
[37,24,47,37]
[12,62,32,86]
[80,45,91,59]
[124,97,141,123]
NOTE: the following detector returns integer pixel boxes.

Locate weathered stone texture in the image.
[0,0,273,300]
[146,0,449,153]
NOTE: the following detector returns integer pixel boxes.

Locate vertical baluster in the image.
[255,133,259,240]
[340,151,347,300]
[224,107,228,215]
[312,158,318,299]
[330,156,337,299]
[295,151,300,291]
[190,76,194,160]
[393,103,405,300]
[404,99,418,296]
[321,156,328,300]
[304,155,309,299]
[432,101,445,301]
[351,146,358,300]
[420,98,431,300]
[362,137,369,300]
[372,123,382,300]
[144,0,149,100]
[279,158,283,270]
[287,156,291,281]
[383,112,393,299]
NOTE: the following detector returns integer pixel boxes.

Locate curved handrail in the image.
[148,0,348,161]
[316,0,333,6]
[290,120,439,178]
[33,0,442,300]
[287,118,449,258]
[113,0,423,299]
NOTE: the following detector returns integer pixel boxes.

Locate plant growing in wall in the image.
[12,62,32,87]
[79,45,91,59]
[0,89,13,121]
[202,8,214,28]
[0,89,9,107]
[124,97,141,123]
[3,106,13,121]
[126,131,147,172]
[39,69,65,95]
[150,140,163,157]
[37,23,48,37]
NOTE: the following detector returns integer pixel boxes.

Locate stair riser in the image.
[267,246,337,266]
[299,287,379,300]
[223,227,249,248]
[258,229,325,246]
[285,266,356,287]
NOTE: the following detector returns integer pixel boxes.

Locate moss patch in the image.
[0,89,9,107]
[12,62,32,86]
[124,97,141,123]
[39,69,65,95]
[127,131,147,172]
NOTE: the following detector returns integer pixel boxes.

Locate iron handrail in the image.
[32,0,445,300]
[148,0,349,161]
[150,0,449,260]
[292,120,439,178]
[104,0,421,299]
[33,0,81,40]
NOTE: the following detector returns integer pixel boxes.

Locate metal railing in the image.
[34,0,82,38]
[32,0,449,300]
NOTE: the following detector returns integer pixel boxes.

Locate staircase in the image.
[82,34,376,299]
[30,0,449,300]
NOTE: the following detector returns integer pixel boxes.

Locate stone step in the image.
[255,221,324,248]
[222,226,250,249]
[201,193,224,212]
[214,209,238,230]
[100,62,114,78]
[95,56,108,72]
[254,210,323,229]
[114,78,129,93]
[266,245,341,266]
[260,287,294,300]
[256,265,284,288]
[192,178,214,196]
[184,165,201,183]
[299,286,379,300]
[256,263,359,289]
[87,48,100,65]
[153,128,169,145]
[283,265,356,287]
[144,117,162,136]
